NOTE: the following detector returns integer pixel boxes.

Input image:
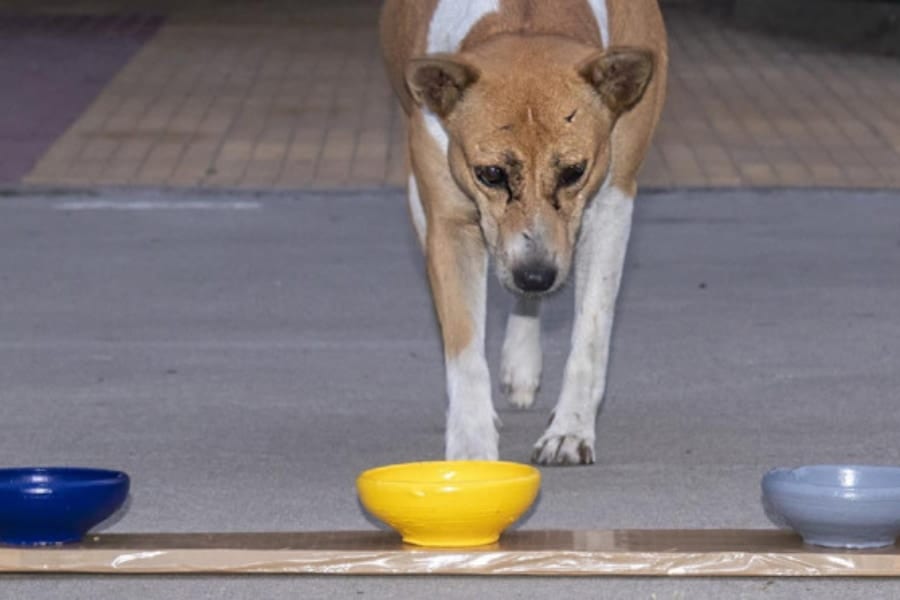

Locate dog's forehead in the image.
[465,73,592,133]
[463,42,601,131]
[455,37,609,162]
[464,89,597,163]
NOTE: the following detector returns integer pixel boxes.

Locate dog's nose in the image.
[512,263,557,293]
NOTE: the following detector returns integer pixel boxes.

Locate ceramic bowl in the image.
[357,461,540,547]
[0,467,130,546]
[762,465,900,549]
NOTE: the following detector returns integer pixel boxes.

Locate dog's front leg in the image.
[426,215,498,460]
[532,185,634,465]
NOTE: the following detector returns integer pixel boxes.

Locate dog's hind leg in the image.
[500,296,542,409]
[532,184,634,465]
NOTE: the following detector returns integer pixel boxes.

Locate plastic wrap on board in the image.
[2,530,900,576]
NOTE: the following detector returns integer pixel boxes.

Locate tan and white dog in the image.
[380,0,667,465]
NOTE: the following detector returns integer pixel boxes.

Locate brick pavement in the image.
[3,0,899,190]
[0,13,161,183]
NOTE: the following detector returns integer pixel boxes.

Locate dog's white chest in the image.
[586,0,609,47]
[427,0,500,53]
[426,0,609,53]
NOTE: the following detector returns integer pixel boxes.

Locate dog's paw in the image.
[446,436,499,460]
[500,381,538,409]
[446,415,500,461]
[500,325,541,410]
[531,432,595,466]
[499,354,540,409]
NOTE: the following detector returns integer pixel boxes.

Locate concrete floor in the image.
[1,187,900,597]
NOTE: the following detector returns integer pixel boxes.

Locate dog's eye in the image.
[475,165,508,188]
[558,162,586,188]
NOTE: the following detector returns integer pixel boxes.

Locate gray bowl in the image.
[762,465,900,549]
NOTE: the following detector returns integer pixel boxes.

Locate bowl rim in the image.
[763,464,900,497]
[0,467,129,489]
[357,460,540,486]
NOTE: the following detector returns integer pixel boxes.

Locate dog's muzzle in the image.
[511,261,557,294]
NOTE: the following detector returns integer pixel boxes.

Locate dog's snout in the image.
[512,263,557,293]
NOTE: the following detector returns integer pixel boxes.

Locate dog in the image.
[379,0,667,465]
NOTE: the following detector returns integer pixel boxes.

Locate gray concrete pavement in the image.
[1,187,900,598]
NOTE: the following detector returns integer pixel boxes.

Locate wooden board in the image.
[1,530,899,576]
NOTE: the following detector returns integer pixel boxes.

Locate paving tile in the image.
[8,2,900,191]
[739,163,779,186]
[0,13,163,183]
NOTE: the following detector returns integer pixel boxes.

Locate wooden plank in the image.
[1,530,899,576]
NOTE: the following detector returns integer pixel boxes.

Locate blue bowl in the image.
[762,465,900,549]
[0,467,130,546]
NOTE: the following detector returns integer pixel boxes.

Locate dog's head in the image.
[406,36,653,296]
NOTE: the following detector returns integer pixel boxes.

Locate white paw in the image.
[500,381,539,409]
[531,430,595,466]
[499,347,541,409]
[444,344,499,460]
[446,411,499,460]
[500,302,541,409]
[446,431,499,460]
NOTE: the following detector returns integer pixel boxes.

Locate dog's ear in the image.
[406,55,480,118]
[578,48,654,115]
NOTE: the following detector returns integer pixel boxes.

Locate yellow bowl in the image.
[356,461,541,547]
